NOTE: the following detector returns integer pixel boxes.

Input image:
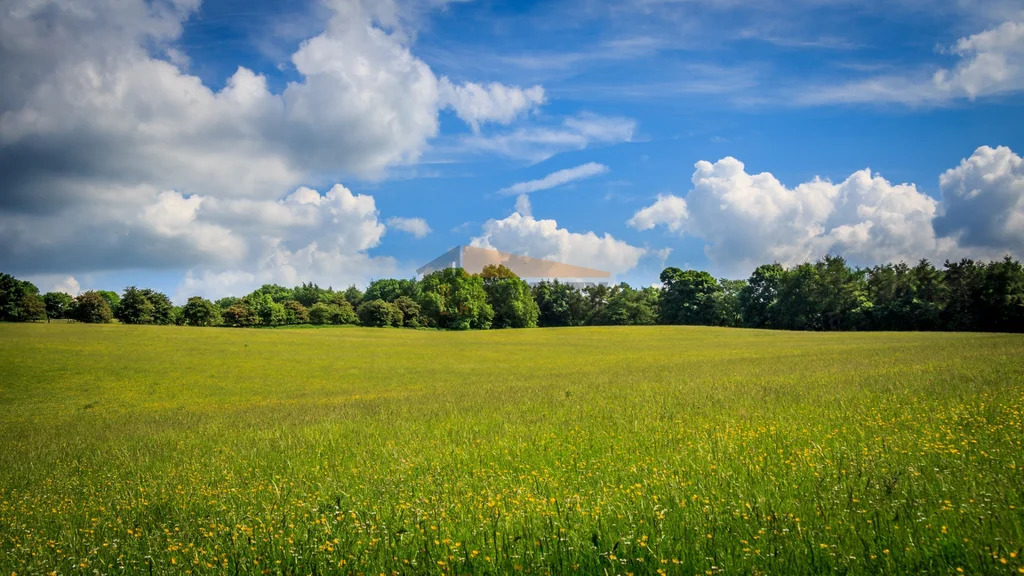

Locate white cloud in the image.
[499,162,609,195]
[462,113,636,162]
[936,145,1024,252]
[439,77,545,132]
[629,156,952,276]
[0,0,562,288]
[25,275,82,297]
[172,183,393,300]
[471,203,647,276]
[53,276,82,297]
[387,216,432,238]
[801,19,1024,105]
[627,194,690,233]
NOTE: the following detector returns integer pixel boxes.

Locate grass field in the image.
[1,324,1023,575]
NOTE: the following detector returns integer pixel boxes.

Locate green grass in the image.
[1,323,1023,575]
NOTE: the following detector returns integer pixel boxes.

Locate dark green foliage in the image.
[215,297,241,310]
[739,263,785,328]
[247,294,286,326]
[392,296,422,327]
[420,268,493,330]
[117,286,155,324]
[283,300,310,325]
[42,292,73,320]
[596,284,659,326]
[480,266,538,329]
[712,279,746,327]
[70,292,113,323]
[531,281,587,327]
[18,293,46,321]
[342,285,364,308]
[181,297,222,327]
[292,283,325,308]
[357,299,403,327]
[0,273,42,321]
[363,278,420,303]
[222,303,258,327]
[95,290,121,316]
[658,268,721,326]
[309,301,357,325]
[248,284,295,304]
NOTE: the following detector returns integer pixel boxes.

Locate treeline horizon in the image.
[1,254,1022,333]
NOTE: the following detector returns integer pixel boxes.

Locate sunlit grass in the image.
[1,323,1022,575]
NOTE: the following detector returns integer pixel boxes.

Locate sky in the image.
[1,0,1023,302]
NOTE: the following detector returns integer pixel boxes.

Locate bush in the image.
[283,300,310,324]
[181,297,222,327]
[70,292,113,323]
[392,296,422,327]
[357,299,403,327]
[222,303,258,327]
[308,301,357,325]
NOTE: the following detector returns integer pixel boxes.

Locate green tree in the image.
[222,302,258,327]
[363,278,420,303]
[308,302,333,325]
[739,263,785,328]
[283,300,310,324]
[292,282,326,308]
[599,284,659,326]
[249,284,295,303]
[70,291,113,323]
[978,256,1024,332]
[342,285,364,308]
[480,265,538,329]
[392,296,422,327]
[942,259,984,331]
[140,289,175,325]
[215,297,241,309]
[42,292,73,321]
[0,273,41,321]
[180,297,222,327]
[419,268,493,330]
[531,281,587,327]
[117,286,155,324]
[774,263,820,330]
[658,268,721,325]
[18,293,46,321]
[95,290,121,316]
[248,293,286,326]
[813,255,870,331]
[712,279,746,327]
[357,299,403,327]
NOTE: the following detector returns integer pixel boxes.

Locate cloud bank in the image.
[629,146,1023,276]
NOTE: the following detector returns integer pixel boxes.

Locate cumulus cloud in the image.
[439,78,545,132]
[172,183,394,300]
[629,156,953,276]
[0,0,556,295]
[936,145,1024,251]
[499,162,609,195]
[801,19,1024,105]
[627,195,690,233]
[387,216,432,238]
[471,202,647,276]
[24,275,82,297]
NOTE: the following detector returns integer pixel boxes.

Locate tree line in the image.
[1,255,1022,332]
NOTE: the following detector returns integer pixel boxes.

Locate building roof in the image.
[416,245,610,280]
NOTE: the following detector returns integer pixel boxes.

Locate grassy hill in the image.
[1,323,1022,574]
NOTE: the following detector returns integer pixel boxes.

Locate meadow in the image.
[1,323,1022,575]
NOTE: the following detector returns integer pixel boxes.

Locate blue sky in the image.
[1,0,1023,301]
